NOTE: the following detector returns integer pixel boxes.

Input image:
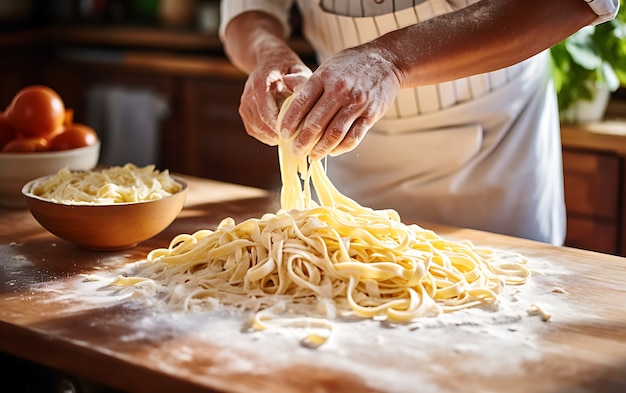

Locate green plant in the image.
[550,2,626,115]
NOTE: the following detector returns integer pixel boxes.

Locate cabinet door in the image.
[41,60,180,170]
[562,149,620,254]
[565,217,618,255]
[181,77,281,190]
[0,47,45,108]
[562,150,619,218]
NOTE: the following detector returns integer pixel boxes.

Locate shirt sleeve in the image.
[584,0,620,25]
[219,0,295,41]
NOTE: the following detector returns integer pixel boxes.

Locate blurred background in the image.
[1,0,626,257]
[0,0,312,191]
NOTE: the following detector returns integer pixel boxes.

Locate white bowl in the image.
[0,142,100,208]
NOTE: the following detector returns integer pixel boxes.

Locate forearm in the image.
[222,11,293,74]
[377,0,598,89]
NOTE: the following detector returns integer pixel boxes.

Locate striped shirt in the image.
[220,0,620,38]
[218,0,619,245]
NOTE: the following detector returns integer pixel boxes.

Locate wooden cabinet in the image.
[179,77,281,190]
[562,149,620,254]
[48,58,281,190]
[0,26,311,191]
[0,32,48,106]
[5,25,626,256]
[561,122,626,256]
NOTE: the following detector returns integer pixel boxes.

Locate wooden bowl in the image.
[21,175,188,251]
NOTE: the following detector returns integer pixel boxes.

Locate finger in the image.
[305,103,361,159]
[279,77,324,139]
[295,85,375,157]
[257,82,283,132]
[283,66,312,92]
[243,121,278,145]
[307,104,372,161]
[292,91,345,155]
[239,98,279,145]
[327,117,371,157]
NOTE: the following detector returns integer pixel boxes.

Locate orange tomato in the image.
[0,113,17,151]
[7,85,66,139]
[64,107,74,126]
[1,136,49,153]
[49,123,99,151]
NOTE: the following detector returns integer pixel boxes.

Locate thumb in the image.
[283,68,312,92]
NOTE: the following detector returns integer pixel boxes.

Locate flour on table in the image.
[30,251,579,393]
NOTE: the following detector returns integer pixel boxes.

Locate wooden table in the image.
[1,176,626,393]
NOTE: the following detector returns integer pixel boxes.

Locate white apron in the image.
[300,0,566,245]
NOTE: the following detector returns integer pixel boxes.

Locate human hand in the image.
[279,46,401,161]
[238,47,312,146]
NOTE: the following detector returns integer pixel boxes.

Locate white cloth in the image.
[586,0,621,23]
[218,0,619,245]
[86,85,169,167]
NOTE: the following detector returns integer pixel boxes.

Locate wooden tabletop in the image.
[1,175,626,393]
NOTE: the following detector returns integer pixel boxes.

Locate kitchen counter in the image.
[561,119,626,155]
[1,175,626,393]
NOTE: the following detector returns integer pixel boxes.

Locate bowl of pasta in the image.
[0,142,100,208]
[21,163,188,251]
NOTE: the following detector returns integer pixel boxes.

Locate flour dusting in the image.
[25,249,588,393]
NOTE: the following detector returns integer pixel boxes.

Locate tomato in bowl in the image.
[0,85,101,207]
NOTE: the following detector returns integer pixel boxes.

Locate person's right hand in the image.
[278,45,402,161]
[238,46,312,146]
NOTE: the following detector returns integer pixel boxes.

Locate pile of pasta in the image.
[117,96,530,342]
[32,163,182,204]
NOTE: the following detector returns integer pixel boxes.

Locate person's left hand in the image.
[238,47,312,146]
[279,45,402,161]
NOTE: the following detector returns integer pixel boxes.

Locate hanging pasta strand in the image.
[116,93,531,344]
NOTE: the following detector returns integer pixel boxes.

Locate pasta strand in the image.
[117,94,531,343]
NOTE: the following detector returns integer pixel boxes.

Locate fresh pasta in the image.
[117,94,530,341]
[32,163,182,204]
